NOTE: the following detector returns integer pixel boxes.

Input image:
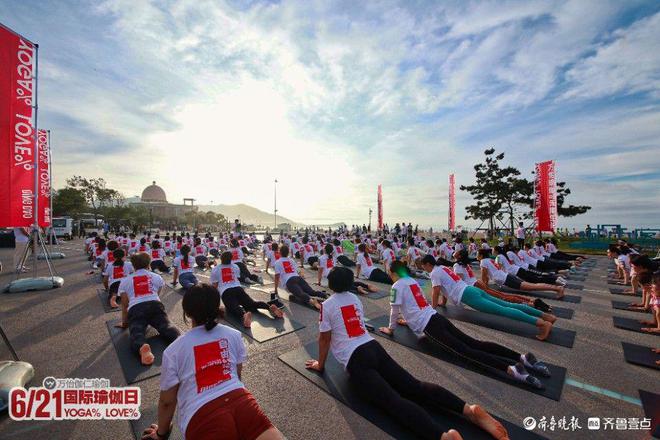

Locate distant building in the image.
[129,181,197,219]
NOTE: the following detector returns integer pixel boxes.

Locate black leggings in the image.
[306,256,319,266]
[195,255,208,268]
[516,267,556,284]
[535,259,570,272]
[338,255,356,267]
[285,276,325,304]
[222,286,269,319]
[347,340,465,440]
[368,268,393,284]
[150,260,170,273]
[127,301,180,355]
[236,261,259,283]
[423,313,520,373]
[348,280,369,294]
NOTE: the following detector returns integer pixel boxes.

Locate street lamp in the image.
[368,207,372,231]
[274,179,278,230]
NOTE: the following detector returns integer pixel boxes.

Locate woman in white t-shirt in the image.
[317,244,377,295]
[382,261,549,389]
[141,284,283,440]
[116,252,181,366]
[149,240,170,274]
[210,251,283,328]
[305,267,507,440]
[172,245,199,291]
[356,243,393,285]
[103,248,134,309]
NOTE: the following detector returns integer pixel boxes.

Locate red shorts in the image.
[185,388,273,440]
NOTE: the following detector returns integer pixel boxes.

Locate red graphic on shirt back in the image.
[221,268,234,283]
[231,250,240,261]
[112,266,124,279]
[95,248,103,256]
[152,250,160,259]
[282,260,295,274]
[335,246,342,254]
[107,253,115,263]
[442,267,461,282]
[326,258,334,269]
[492,261,501,270]
[466,266,474,278]
[340,305,366,337]
[133,275,152,297]
[139,246,146,252]
[193,340,230,393]
[181,258,190,269]
[364,255,373,266]
[409,283,428,308]
[274,252,281,260]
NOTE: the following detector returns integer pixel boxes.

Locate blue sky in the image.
[1,0,659,229]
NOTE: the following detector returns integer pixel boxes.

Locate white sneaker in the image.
[556,276,567,285]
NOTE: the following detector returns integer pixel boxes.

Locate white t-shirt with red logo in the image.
[430,265,467,305]
[229,247,244,263]
[209,264,242,295]
[118,269,164,310]
[357,253,376,278]
[318,254,336,279]
[160,324,246,436]
[173,256,195,274]
[453,263,477,286]
[390,277,435,336]
[274,257,299,288]
[102,249,116,265]
[104,261,134,285]
[495,254,520,276]
[381,248,396,266]
[150,248,165,262]
[406,246,423,261]
[192,244,207,257]
[318,292,373,369]
[480,258,508,285]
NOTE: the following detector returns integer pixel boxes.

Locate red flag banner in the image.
[448,174,455,231]
[377,184,383,230]
[0,25,36,227]
[37,129,51,227]
[534,160,557,233]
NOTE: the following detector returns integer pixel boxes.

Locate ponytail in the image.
[113,248,125,267]
[182,284,223,331]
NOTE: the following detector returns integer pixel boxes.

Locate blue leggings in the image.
[461,286,542,325]
[178,272,198,290]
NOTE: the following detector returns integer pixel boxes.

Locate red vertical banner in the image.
[534,160,557,232]
[448,173,455,231]
[377,184,383,230]
[37,129,50,227]
[0,25,36,227]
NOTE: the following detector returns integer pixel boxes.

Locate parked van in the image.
[52,217,73,240]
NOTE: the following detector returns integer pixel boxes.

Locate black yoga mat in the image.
[130,407,183,440]
[564,283,583,290]
[97,288,119,313]
[607,279,630,286]
[436,306,576,348]
[249,286,323,312]
[546,306,574,320]
[279,343,547,440]
[621,342,660,371]
[106,319,168,384]
[639,390,660,439]
[222,309,305,342]
[612,300,651,314]
[367,316,566,401]
[565,274,586,282]
[610,287,641,297]
[612,316,660,337]
[494,285,581,304]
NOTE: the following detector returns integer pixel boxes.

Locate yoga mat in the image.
[612,300,651,314]
[250,286,323,312]
[130,407,183,440]
[612,316,660,337]
[564,283,583,290]
[279,343,547,440]
[621,342,660,371]
[494,285,581,304]
[222,309,305,343]
[639,390,660,439]
[550,306,574,320]
[565,274,586,282]
[607,279,630,286]
[97,288,119,313]
[105,319,168,384]
[368,316,566,401]
[436,306,576,348]
[609,287,641,297]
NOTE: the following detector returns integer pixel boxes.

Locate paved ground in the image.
[0,239,658,440]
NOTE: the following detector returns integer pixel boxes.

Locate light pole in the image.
[368,207,372,231]
[274,179,278,231]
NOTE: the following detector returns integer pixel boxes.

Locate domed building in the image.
[129,181,197,225]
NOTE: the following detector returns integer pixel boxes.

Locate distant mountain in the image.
[197,204,303,228]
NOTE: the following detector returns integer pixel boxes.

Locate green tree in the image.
[52,187,87,218]
[66,176,121,222]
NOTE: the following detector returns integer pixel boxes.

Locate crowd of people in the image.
[76,226,660,440]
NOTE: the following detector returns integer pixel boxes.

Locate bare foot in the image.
[640,320,656,325]
[243,311,252,328]
[139,344,154,366]
[465,404,509,440]
[357,286,368,295]
[652,348,660,354]
[269,304,284,318]
[556,286,565,299]
[310,298,322,311]
[542,313,557,324]
[536,321,553,341]
[441,429,463,440]
[109,296,119,308]
[641,327,660,333]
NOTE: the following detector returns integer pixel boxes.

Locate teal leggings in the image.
[461,286,542,325]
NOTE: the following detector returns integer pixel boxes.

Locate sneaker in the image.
[523,352,551,377]
[268,298,286,309]
[523,375,544,390]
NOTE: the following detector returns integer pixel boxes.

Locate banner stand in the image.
[40,131,65,259]
[3,43,63,293]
